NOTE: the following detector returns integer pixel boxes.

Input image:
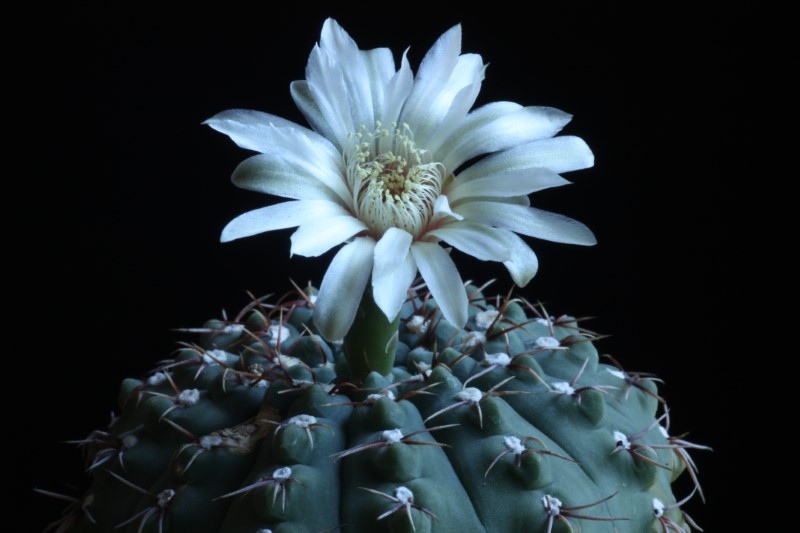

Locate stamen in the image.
[347,123,447,237]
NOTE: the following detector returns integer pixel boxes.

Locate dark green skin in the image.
[52,285,696,532]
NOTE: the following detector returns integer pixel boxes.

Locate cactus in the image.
[42,282,706,532]
[41,18,710,532]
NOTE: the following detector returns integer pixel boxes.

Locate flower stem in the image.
[343,287,400,381]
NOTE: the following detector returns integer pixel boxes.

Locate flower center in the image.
[347,123,445,237]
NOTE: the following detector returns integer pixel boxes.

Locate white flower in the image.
[207,19,595,342]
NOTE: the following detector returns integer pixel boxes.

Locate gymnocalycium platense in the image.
[40,19,708,533]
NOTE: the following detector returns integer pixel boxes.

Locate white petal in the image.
[232,153,349,204]
[313,237,376,342]
[290,215,367,257]
[411,242,468,328]
[381,50,414,126]
[426,222,512,262]
[373,228,413,282]
[497,230,539,286]
[410,54,485,147]
[403,25,462,122]
[296,43,355,148]
[204,109,315,151]
[430,195,464,226]
[372,228,416,320]
[428,222,537,286]
[446,167,571,204]
[455,195,531,207]
[221,200,349,242]
[458,136,594,183]
[454,202,596,245]
[400,26,486,146]
[363,47,395,85]
[428,101,520,156]
[221,118,340,165]
[410,54,486,147]
[291,80,344,149]
[441,106,573,172]
[362,47,396,118]
[320,19,374,129]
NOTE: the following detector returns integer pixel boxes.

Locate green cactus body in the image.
[49,284,702,532]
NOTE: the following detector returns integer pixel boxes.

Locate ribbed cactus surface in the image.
[45,283,704,532]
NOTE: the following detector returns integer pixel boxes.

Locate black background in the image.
[29,3,749,531]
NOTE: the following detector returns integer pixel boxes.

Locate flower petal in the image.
[430,195,464,226]
[457,136,594,183]
[401,25,487,146]
[204,108,315,151]
[314,237,376,342]
[441,106,573,172]
[410,54,486,145]
[381,50,414,126]
[221,200,349,242]
[426,222,512,262]
[497,230,539,287]
[454,202,596,245]
[411,242,468,328]
[427,99,518,159]
[430,223,538,286]
[402,24,461,123]
[319,19,375,129]
[232,152,349,204]
[291,80,343,149]
[372,228,416,320]
[295,44,355,149]
[458,195,531,207]
[446,167,571,204]
[412,54,486,147]
[290,215,368,257]
[362,47,396,118]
